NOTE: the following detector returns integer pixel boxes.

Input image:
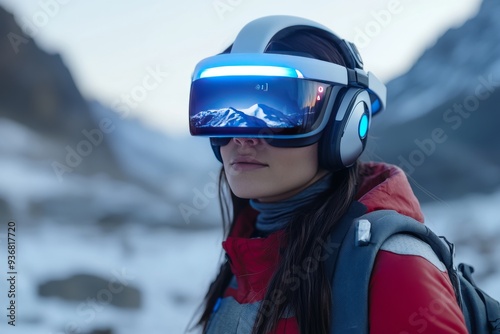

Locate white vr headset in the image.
[188,15,387,169]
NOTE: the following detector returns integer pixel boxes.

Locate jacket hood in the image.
[356,162,424,223]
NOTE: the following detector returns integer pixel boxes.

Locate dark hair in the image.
[193,29,359,334]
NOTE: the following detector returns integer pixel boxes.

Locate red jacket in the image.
[205,162,468,333]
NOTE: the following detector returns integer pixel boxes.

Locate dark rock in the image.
[38,273,141,309]
[87,329,114,334]
[29,194,94,222]
[170,291,190,305]
[0,197,13,220]
[97,213,128,230]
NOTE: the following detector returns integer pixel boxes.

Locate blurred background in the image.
[0,0,498,333]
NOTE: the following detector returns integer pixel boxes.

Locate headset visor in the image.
[189,76,334,137]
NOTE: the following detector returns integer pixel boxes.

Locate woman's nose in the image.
[233,137,260,146]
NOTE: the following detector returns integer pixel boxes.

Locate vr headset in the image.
[188,15,387,170]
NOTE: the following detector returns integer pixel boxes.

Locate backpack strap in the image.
[324,201,368,283]
[327,207,456,334]
[458,263,500,333]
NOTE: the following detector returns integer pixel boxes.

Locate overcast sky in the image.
[0,0,482,136]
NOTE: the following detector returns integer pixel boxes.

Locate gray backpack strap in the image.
[328,209,454,334]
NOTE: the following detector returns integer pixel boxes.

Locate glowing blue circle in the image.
[359,114,369,138]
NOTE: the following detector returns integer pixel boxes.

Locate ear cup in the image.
[319,89,371,170]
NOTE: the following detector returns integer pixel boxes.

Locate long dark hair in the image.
[195,29,361,334]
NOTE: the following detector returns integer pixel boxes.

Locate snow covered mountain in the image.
[365,0,500,202]
[376,0,500,127]
[239,103,298,127]
[191,103,296,128]
[0,6,122,177]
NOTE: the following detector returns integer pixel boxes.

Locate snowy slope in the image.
[0,113,222,228]
[88,101,223,226]
[423,191,500,298]
[1,189,498,334]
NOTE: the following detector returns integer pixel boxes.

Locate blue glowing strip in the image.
[199,65,304,79]
[359,114,369,138]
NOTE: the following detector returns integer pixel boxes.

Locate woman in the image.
[188,15,468,334]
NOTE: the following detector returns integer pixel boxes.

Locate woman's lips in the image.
[230,157,268,171]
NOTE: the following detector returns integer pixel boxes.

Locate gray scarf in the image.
[249,173,332,234]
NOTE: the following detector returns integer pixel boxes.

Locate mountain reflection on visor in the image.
[189,75,333,136]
